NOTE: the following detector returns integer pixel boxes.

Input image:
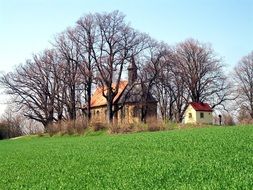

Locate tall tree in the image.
[138,41,168,122]
[73,14,97,120]
[175,39,229,108]
[154,47,189,122]
[234,51,253,119]
[54,28,83,120]
[92,11,149,123]
[0,50,58,129]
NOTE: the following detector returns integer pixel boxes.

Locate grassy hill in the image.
[0,126,252,189]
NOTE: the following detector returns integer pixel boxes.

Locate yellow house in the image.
[184,102,213,124]
[83,59,157,123]
[88,81,157,123]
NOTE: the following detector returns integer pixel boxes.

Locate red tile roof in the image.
[189,102,212,112]
[90,81,128,107]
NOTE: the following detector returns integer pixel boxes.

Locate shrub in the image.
[0,121,23,140]
[146,117,165,132]
[0,123,9,140]
[91,122,107,131]
[66,122,75,135]
[239,118,253,125]
[64,119,88,135]
[108,123,121,134]
[222,113,235,126]
[75,118,87,135]
[134,122,148,132]
[120,123,135,133]
[47,123,60,137]
[147,122,165,132]
[47,118,88,136]
[164,121,178,130]
[108,118,167,134]
[108,122,135,134]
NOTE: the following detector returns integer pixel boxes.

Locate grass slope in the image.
[0,126,252,189]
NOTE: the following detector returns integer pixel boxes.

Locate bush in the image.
[146,117,165,132]
[0,121,23,140]
[223,113,235,126]
[108,124,121,134]
[120,123,135,133]
[47,118,88,136]
[0,123,9,140]
[108,118,167,134]
[238,118,253,125]
[45,117,176,136]
[163,121,178,130]
[47,123,60,136]
[91,122,107,131]
[134,122,148,132]
[108,122,135,134]
[75,118,87,135]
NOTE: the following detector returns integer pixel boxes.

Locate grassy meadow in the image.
[0,126,252,189]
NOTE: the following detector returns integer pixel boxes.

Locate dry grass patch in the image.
[47,118,88,136]
[90,122,107,131]
[146,117,166,132]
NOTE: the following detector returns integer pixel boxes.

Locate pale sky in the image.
[0,0,252,116]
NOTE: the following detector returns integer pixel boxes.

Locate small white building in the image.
[184,102,213,124]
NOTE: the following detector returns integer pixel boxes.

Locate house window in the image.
[200,112,204,118]
[133,106,139,117]
[189,113,192,118]
[97,110,100,116]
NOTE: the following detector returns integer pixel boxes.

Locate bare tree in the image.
[171,66,190,122]
[138,41,168,122]
[91,11,149,123]
[0,50,58,129]
[234,51,253,119]
[154,80,175,121]
[153,39,231,122]
[53,61,66,122]
[54,28,83,120]
[0,105,24,138]
[237,105,253,124]
[153,47,189,122]
[153,54,176,121]
[1,11,237,127]
[73,14,97,120]
[175,39,230,108]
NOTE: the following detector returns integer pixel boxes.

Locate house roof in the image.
[90,80,157,108]
[189,102,212,112]
[90,81,128,107]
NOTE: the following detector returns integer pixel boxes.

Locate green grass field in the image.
[0,126,252,189]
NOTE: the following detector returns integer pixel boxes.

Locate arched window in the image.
[133,106,140,117]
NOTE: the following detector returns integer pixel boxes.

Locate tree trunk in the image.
[107,102,114,123]
[87,78,92,120]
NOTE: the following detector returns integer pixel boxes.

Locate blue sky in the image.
[0,0,252,114]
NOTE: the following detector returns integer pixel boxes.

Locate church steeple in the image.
[128,55,137,85]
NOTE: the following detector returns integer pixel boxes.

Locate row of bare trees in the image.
[0,11,152,130]
[0,10,236,130]
[144,39,233,122]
